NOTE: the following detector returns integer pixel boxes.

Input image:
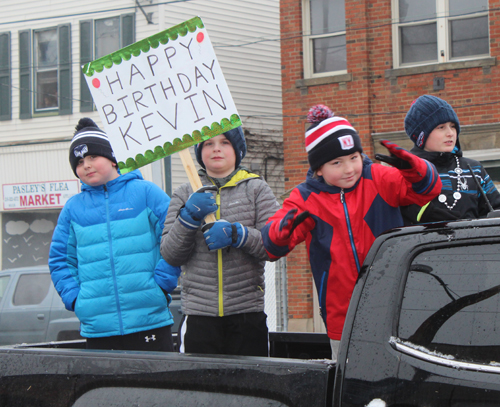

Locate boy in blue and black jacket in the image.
[49,118,181,351]
[401,95,500,223]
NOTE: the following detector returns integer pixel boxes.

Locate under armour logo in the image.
[73,144,88,158]
[145,335,156,343]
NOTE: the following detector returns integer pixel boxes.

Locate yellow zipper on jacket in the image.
[215,191,224,316]
[210,170,260,317]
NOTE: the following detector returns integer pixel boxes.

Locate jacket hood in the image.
[81,170,143,192]
[410,145,463,167]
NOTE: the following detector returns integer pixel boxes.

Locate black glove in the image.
[375,140,412,170]
[269,209,311,245]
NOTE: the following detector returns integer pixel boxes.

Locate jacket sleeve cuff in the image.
[261,222,291,259]
[178,207,201,230]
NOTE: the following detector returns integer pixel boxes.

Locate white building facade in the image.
[0,0,282,269]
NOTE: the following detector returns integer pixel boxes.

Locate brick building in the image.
[280,0,500,332]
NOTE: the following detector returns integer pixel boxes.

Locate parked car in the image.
[0,266,182,346]
[0,266,81,345]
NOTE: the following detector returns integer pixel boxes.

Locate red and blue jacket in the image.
[262,158,441,340]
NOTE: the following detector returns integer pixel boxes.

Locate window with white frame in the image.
[393,0,489,68]
[34,28,58,112]
[18,24,71,119]
[80,14,135,112]
[95,17,122,59]
[302,0,347,78]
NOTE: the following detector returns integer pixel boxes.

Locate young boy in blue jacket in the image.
[49,118,181,351]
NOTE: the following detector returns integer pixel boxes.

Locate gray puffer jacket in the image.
[161,169,280,317]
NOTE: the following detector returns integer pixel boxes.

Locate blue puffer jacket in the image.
[49,170,181,338]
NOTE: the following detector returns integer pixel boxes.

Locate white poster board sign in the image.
[83,16,241,174]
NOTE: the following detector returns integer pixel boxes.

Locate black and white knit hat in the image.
[194,126,247,170]
[69,118,116,177]
[305,104,362,171]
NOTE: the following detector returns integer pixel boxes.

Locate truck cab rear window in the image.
[399,243,500,365]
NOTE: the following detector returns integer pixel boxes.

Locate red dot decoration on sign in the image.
[196,32,204,43]
[92,78,100,88]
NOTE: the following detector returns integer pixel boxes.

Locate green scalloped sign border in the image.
[117,114,242,174]
[82,16,204,77]
[81,16,241,174]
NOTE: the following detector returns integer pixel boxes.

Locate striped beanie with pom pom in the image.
[305,104,362,171]
[69,118,116,177]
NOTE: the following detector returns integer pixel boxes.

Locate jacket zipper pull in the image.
[340,189,345,203]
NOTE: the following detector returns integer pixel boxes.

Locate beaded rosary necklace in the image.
[438,156,468,210]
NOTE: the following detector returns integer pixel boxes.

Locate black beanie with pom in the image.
[69,118,116,177]
[305,104,362,171]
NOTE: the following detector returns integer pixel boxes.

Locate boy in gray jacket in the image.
[161,127,279,356]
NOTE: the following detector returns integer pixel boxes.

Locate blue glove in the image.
[202,220,248,251]
[179,185,218,229]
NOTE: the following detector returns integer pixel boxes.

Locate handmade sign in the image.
[82,16,241,174]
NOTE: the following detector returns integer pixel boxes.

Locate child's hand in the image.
[375,140,412,169]
[202,220,248,251]
[270,209,310,245]
[179,185,218,229]
[376,140,433,184]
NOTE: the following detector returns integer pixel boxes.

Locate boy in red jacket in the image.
[261,105,442,359]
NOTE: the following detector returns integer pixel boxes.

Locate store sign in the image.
[3,180,79,210]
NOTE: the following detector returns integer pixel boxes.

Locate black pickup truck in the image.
[1,218,499,406]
